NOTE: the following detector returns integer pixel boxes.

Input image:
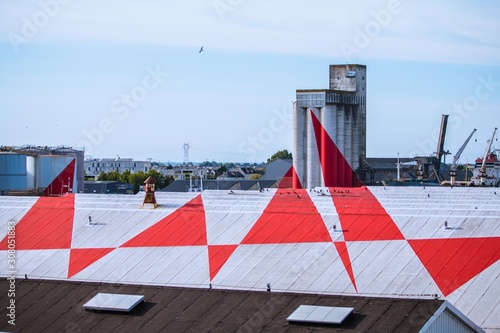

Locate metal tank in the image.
[0,153,27,191]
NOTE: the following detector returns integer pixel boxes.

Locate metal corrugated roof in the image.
[0,186,498,331]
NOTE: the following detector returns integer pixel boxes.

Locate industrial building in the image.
[0,186,497,332]
[84,157,151,179]
[0,145,84,195]
[293,64,366,188]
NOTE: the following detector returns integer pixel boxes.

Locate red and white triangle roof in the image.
[0,187,499,330]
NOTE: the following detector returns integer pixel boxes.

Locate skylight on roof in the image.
[83,293,144,312]
[287,305,354,325]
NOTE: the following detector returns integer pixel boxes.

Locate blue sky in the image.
[1,0,500,164]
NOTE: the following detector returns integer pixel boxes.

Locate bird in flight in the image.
[199,46,204,53]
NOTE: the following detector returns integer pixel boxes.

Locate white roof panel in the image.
[206,212,260,245]
[11,250,69,280]
[447,261,500,329]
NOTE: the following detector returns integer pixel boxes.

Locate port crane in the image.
[431,114,449,182]
[474,127,498,186]
[446,128,476,186]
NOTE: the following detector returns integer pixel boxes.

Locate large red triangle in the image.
[208,245,238,281]
[241,190,332,244]
[330,187,404,241]
[68,248,115,278]
[309,110,361,187]
[0,195,75,250]
[334,242,358,292]
[121,195,207,247]
[279,165,302,189]
[409,237,500,297]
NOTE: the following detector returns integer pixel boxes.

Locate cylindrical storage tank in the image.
[336,105,345,155]
[36,155,74,189]
[292,103,305,189]
[26,155,35,189]
[336,105,346,186]
[306,108,321,188]
[0,154,28,191]
[320,106,330,187]
[75,149,85,193]
[344,105,353,168]
[351,106,360,171]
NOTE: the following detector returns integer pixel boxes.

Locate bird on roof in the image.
[199,46,204,53]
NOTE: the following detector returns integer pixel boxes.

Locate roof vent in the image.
[287,305,354,325]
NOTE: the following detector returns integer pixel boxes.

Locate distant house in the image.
[217,166,264,181]
[217,170,245,181]
[160,166,212,180]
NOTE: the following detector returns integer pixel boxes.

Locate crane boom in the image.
[433,114,449,182]
[451,128,477,171]
[436,115,449,165]
[481,127,497,174]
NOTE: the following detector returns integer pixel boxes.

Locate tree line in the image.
[96,169,174,193]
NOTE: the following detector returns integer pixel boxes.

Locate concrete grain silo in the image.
[293,64,366,188]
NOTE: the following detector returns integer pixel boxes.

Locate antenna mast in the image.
[183,143,190,164]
